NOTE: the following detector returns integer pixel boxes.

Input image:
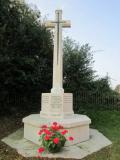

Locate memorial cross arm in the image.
[44,21,56,28]
[62,20,71,28]
[44,20,71,28]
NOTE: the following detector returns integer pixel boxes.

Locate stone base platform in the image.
[1,128,112,159]
[22,114,91,146]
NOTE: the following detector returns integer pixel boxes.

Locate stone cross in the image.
[45,10,71,94]
[23,10,91,147]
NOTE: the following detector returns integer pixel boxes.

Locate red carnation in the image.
[38,147,45,153]
[44,135,50,141]
[61,130,68,135]
[53,137,59,144]
[38,130,43,136]
[44,129,51,135]
[41,125,48,128]
[51,125,60,131]
[68,136,74,141]
[53,122,57,126]
[59,125,64,129]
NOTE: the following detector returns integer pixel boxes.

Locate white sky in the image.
[25,0,120,89]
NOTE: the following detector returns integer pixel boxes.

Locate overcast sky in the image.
[25,0,120,89]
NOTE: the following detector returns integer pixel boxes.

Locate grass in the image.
[84,110,120,160]
[0,110,120,160]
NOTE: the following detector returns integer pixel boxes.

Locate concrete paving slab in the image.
[1,128,112,159]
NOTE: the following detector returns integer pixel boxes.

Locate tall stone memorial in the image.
[23,10,91,146]
[40,10,73,118]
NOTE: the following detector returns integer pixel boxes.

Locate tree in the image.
[63,37,114,94]
[115,84,120,94]
[0,0,53,94]
[63,37,95,92]
[91,76,112,93]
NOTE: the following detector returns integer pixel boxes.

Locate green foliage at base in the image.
[42,132,66,153]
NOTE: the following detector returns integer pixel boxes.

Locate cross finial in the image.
[45,10,71,28]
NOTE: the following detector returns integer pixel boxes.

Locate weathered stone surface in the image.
[1,128,112,159]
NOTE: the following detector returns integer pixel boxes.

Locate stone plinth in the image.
[23,114,91,146]
[40,93,74,118]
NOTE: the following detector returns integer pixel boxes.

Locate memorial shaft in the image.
[45,10,71,94]
[52,10,63,94]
